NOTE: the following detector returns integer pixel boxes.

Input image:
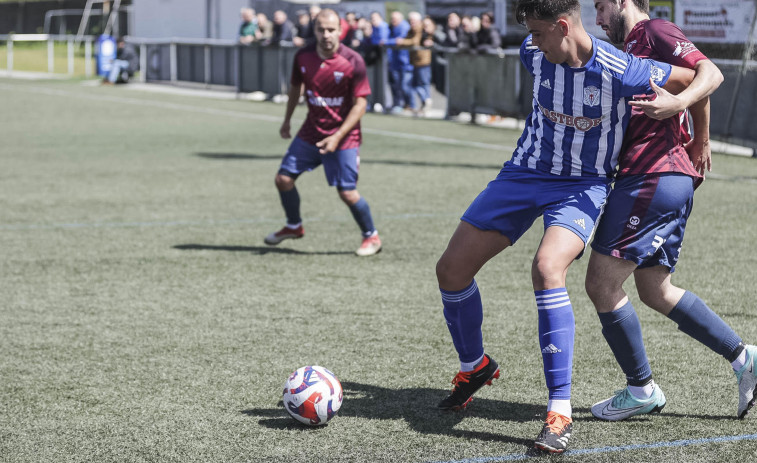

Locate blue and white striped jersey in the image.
[511,34,673,178]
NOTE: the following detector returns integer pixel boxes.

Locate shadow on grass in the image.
[242,381,555,447]
[195,152,501,171]
[196,152,281,160]
[173,244,352,256]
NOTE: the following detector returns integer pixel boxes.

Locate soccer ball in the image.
[282,365,343,426]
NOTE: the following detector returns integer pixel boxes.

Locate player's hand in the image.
[316,134,340,154]
[685,137,712,177]
[279,121,291,139]
[628,79,685,120]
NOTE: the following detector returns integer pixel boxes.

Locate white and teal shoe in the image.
[736,345,757,419]
[591,384,666,421]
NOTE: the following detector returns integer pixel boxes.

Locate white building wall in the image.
[133,0,250,39]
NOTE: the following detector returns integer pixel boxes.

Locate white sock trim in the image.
[547,399,572,418]
[628,380,655,400]
[460,354,485,373]
[732,349,748,371]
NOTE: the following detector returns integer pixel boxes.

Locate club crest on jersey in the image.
[625,40,637,53]
[333,71,344,84]
[301,66,306,74]
[583,86,600,107]
[650,65,666,83]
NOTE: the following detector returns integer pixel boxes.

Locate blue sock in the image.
[348,197,376,237]
[668,291,743,360]
[441,280,484,364]
[597,300,652,386]
[279,187,301,225]
[536,288,574,400]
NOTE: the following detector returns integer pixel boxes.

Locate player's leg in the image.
[586,251,666,421]
[435,221,511,410]
[533,179,609,454]
[436,165,544,411]
[634,266,753,418]
[585,175,681,420]
[325,146,381,256]
[337,188,381,256]
[265,137,321,245]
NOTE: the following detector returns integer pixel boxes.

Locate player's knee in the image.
[531,255,567,289]
[436,255,465,290]
[338,188,360,205]
[636,284,666,310]
[274,174,294,191]
[584,277,607,308]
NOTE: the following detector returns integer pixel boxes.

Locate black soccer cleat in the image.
[534,411,573,454]
[437,354,500,410]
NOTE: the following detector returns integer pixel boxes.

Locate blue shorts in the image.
[278,136,360,190]
[591,173,694,271]
[462,162,611,246]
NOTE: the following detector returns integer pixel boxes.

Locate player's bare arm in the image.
[685,96,712,175]
[316,96,367,154]
[631,60,723,120]
[280,83,304,139]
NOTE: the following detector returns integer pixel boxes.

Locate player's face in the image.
[525,18,569,64]
[315,14,341,55]
[595,0,627,44]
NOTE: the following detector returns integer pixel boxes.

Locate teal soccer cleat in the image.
[736,345,757,419]
[591,384,666,421]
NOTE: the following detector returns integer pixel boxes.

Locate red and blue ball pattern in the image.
[282,365,343,426]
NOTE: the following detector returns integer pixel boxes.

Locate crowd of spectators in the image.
[238,7,506,115]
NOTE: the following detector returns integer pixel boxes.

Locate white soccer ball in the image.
[282,365,343,426]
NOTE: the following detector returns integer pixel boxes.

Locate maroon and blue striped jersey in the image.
[290,44,371,150]
[618,19,707,178]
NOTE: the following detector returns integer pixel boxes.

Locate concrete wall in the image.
[133,0,209,39]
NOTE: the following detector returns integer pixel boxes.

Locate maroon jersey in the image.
[619,19,707,179]
[291,44,371,150]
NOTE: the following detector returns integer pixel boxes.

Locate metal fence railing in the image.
[0,34,96,76]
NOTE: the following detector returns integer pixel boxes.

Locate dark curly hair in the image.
[515,0,581,25]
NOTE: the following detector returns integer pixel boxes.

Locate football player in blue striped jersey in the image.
[435,0,696,453]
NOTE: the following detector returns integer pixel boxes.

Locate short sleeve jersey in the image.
[512,34,672,178]
[290,44,371,150]
[619,19,707,178]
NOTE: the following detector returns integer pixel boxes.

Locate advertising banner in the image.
[675,0,757,43]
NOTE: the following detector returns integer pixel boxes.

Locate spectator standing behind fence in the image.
[475,11,501,52]
[357,17,381,68]
[441,13,462,48]
[459,15,478,50]
[293,10,312,47]
[265,10,296,46]
[343,12,360,48]
[256,13,272,42]
[239,7,258,45]
[102,37,138,85]
[381,11,412,114]
[393,11,431,115]
[423,16,442,107]
[433,12,462,95]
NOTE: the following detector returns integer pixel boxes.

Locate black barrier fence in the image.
[131,38,756,152]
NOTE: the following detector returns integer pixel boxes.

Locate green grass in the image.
[1,77,757,462]
[0,41,94,76]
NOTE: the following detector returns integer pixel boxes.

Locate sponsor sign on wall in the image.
[675,0,757,43]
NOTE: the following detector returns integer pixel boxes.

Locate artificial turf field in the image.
[2,77,757,462]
